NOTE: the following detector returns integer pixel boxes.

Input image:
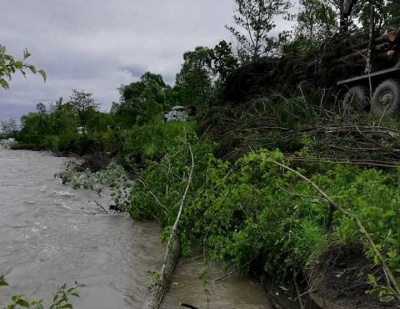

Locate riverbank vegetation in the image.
[0,277,81,309]
[4,0,400,308]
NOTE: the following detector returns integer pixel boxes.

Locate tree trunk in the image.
[142,231,181,309]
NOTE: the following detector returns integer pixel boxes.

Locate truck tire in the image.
[371,79,400,117]
[342,86,368,117]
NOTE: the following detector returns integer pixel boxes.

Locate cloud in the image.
[1,0,296,122]
[0,0,237,122]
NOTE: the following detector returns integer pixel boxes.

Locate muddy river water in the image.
[0,148,270,308]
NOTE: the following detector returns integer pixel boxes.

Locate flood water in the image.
[0,148,270,308]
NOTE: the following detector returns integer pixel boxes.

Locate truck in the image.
[336,0,400,117]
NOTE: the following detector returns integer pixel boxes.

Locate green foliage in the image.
[211,41,239,85]
[114,72,170,128]
[16,97,111,155]
[120,120,197,165]
[0,279,80,309]
[174,47,214,112]
[0,45,46,89]
[226,0,291,60]
[69,90,100,127]
[49,283,80,309]
[355,0,400,31]
[174,43,239,112]
[295,0,336,41]
[125,140,400,295]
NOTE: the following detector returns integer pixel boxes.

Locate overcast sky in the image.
[1,0,297,123]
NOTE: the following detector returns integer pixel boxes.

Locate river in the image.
[0,148,270,308]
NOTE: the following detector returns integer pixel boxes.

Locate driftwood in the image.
[142,146,195,309]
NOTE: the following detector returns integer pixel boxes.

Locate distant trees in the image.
[0,45,46,89]
[69,90,100,126]
[174,42,238,111]
[17,89,110,153]
[0,119,18,136]
[113,72,170,127]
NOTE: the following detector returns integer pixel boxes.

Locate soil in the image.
[309,245,400,309]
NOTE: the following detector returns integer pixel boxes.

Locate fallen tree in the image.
[142,146,195,309]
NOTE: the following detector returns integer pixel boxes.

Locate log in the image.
[374,42,391,51]
[350,31,398,51]
[373,50,396,62]
[336,49,367,62]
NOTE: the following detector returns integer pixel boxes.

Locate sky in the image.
[0,0,297,123]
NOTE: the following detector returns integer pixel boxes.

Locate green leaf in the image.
[368,274,377,285]
[14,61,23,69]
[59,304,73,309]
[0,280,9,286]
[38,69,47,81]
[23,48,31,60]
[28,65,37,74]
[383,210,396,218]
[385,237,397,245]
[0,78,10,89]
[16,298,30,308]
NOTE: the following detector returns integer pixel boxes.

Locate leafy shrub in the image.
[0,278,80,309]
[126,143,400,294]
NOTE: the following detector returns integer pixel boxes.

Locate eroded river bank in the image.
[0,149,270,308]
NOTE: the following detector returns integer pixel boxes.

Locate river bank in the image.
[0,148,272,308]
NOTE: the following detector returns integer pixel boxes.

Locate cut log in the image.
[373,50,396,62]
[350,32,399,51]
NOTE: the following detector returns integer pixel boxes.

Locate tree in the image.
[354,0,400,31]
[48,101,78,136]
[211,40,239,84]
[69,89,100,126]
[114,72,169,127]
[0,45,46,89]
[295,0,337,41]
[0,119,18,136]
[174,47,214,111]
[226,0,291,61]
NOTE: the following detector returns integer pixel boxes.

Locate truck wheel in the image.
[341,86,368,118]
[371,79,400,117]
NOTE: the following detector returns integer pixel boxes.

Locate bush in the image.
[126,143,400,296]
